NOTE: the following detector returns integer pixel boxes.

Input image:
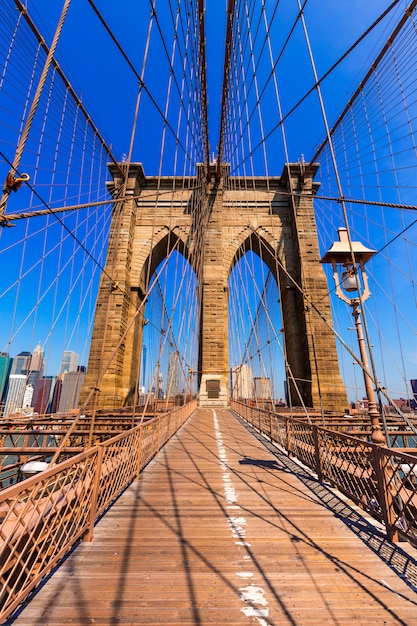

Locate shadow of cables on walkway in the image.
[235,414,417,593]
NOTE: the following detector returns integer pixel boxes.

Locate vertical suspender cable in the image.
[198,0,210,178]
[306,0,417,172]
[217,0,237,181]
[297,0,389,435]
[0,0,72,216]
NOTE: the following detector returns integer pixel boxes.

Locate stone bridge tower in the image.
[79,162,347,412]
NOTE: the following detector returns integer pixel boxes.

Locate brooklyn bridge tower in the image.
[80,160,347,412]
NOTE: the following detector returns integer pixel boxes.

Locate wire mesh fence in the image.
[231,400,417,547]
[0,400,196,622]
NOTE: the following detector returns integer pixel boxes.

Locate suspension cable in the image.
[307,0,417,172]
[217,0,237,179]
[0,0,71,216]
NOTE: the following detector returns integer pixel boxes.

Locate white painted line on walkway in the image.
[213,410,270,626]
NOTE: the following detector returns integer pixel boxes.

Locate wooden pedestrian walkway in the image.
[10,408,417,625]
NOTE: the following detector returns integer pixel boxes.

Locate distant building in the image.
[157,371,164,399]
[58,367,86,412]
[59,351,79,375]
[167,351,179,397]
[49,377,62,413]
[29,343,43,372]
[0,352,12,404]
[392,398,413,413]
[10,351,31,376]
[410,379,417,410]
[254,376,273,400]
[138,386,146,406]
[141,345,147,388]
[230,367,238,398]
[23,384,34,409]
[33,376,55,415]
[231,364,253,399]
[3,374,26,416]
[27,343,44,387]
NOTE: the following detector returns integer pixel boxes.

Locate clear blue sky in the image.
[25,1,401,169]
[1,1,415,403]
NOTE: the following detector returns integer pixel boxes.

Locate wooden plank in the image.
[11,408,417,625]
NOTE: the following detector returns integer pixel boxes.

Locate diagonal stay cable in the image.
[226,0,308,169]
[217,0,237,180]
[87,0,191,164]
[306,0,417,174]
[9,0,123,176]
[231,0,404,172]
[0,150,116,283]
[198,0,210,176]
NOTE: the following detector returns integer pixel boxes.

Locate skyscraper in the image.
[231,364,253,399]
[49,377,62,413]
[230,366,238,399]
[254,377,273,400]
[410,379,417,410]
[59,351,79,375]
[3,374,26,417]
[27,343,44,387]
[0,352,12,404]
[167,351,179,397]
[10,351,31,376]
[58,367,86,412]
[33,376,55,415]
[141,345,147,388]
[29,343,43,372]
[157,371,164,399]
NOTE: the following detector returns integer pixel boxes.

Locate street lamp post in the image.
[321,227,386,445]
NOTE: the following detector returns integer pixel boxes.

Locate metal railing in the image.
[0,401,196,623]
[231,400,417,547]
[0,411,165,487]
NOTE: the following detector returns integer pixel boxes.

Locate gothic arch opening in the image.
[226,228,347,412]
[228,248,286,408]
[139,230,194,291]
[139,247,199,411]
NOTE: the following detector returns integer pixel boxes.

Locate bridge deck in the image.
[11,408,417,625]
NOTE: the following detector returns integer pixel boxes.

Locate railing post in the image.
[136,425,143,480]
[312,426,323,482]
[372,446,399,542]
[285,417,292,455]
[134,426,143,481]
[84,446,104,542]
[269,411,273,441]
